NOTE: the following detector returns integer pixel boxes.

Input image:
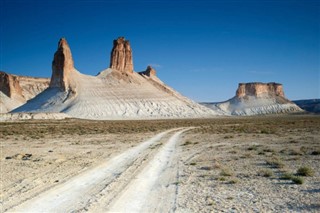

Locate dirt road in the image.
[9,128,191,212]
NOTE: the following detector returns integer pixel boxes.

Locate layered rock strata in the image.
[236,82,284,98]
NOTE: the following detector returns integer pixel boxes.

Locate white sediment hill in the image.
[13,38,220,119]
[202,82,303,116]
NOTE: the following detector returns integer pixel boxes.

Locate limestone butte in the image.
[236,82,285,98]
[202,82,303,115]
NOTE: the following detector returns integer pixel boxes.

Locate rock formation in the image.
[50,38,75,91]
[0,71,49,113]
[109,37,133,73]
[201,82,303,116]
[236,82,284,98]
[12,37,219,119]
[0,71,23,99]
[139,66,156,77]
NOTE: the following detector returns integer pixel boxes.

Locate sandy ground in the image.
[1,116,319,212]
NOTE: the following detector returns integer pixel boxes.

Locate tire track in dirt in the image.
[8,128,180,213]
[107,128,193,213]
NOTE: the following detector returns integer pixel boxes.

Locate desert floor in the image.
[1,115,319,212]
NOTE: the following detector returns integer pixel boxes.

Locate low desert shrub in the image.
[220,168,233,177]
[266,158,285,168]
[258,169,274,177]
[291,176,304,184]
[296,166,314,177]
[280,172,294,180]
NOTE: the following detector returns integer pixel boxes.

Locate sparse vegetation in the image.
[291,176,304,185]
[266,157,285,168]
[220,168,233,177]
[280,172,294,180]
[296,166,314,177]
[258,169,274,177]
[2,115,320,211]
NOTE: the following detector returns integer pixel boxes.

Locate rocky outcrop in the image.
[0,71,24,101]
[139,66,156,77]
[0,71,49,113]
[202,82,303,116]
[110,37,133,73]
[236,82,284,98]
[50,38,75,91]
[0,71,23,99]
[13,37,219,119]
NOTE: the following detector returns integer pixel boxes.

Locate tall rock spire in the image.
[109,37,134,73]
[50,38,75,91]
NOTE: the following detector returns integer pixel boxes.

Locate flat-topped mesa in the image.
[139,66,156,77]
[0,71,23,99]
[50,38,75,91]
[110,37,134,73]
[236,82,285,98]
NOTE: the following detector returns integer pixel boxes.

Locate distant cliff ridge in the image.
[293,99,320,113]
[0,71,49,113]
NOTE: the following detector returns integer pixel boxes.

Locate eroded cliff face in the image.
[109,37,133,73]
[0,71,49,113]
[0,71,23,99]
[50,38,75,91]
[236,82,285,98]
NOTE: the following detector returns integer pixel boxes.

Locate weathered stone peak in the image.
[139,66,156,77]
[50,38,75,91]
[110,37,133,73]
[0,71,23,98]
[236,82,285,98]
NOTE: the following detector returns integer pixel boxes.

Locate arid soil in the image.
[1,116,319,212]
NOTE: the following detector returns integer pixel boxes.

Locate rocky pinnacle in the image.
[110,37,134,73]
[50,38,75,91]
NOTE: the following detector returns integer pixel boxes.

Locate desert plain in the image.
[1,115,319,212]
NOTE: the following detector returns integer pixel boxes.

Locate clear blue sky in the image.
[1,0,319,101]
